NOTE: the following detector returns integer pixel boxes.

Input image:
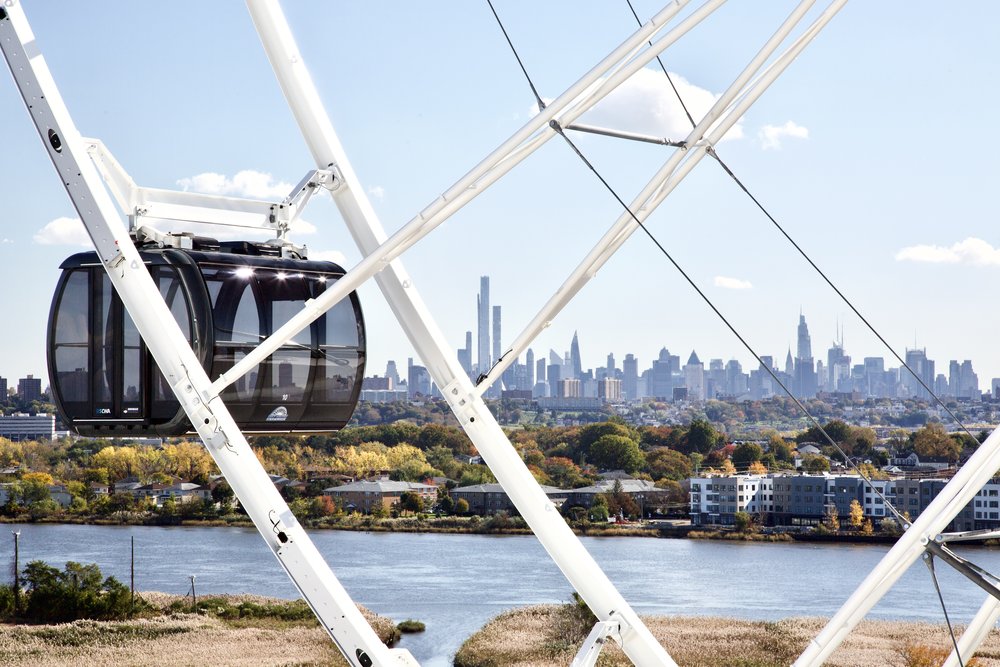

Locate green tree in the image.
[454,498,470,515]
[679,419,723,455]
[589,495,609,522]
[645,448,691,481]
[911,423,961,463]
[802,454,830,473]
[398,491,424,514]
[731,443,764,470]
[588,435,644,473]
[20,561,131,623]
[733,511,752,533]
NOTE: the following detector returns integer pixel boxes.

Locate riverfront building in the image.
[690,473,1000,532]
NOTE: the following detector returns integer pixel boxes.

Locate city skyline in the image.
[4,4,1000,395]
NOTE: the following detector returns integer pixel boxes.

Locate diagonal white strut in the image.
[213,0,725,397]
[476,0,847,393]
[0,5,414,667]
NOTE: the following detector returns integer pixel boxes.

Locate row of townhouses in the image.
[689,473,995,532]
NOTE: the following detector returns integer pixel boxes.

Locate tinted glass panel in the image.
[122,309,142,416]
[317,349,360,402]
[94,273,112,404]
[152,268,192,404]
[54,271,90,403]
[322,297,359,347]
[266,350,309,402]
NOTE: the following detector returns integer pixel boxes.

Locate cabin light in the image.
[235,267,254,279]
[276,272,288,280]
[295,273,305,279]
[317,276,327,284]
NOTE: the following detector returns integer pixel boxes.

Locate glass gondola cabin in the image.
[48,241,365,436]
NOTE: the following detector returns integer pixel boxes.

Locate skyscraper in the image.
[683,351,705,401]
[526,348,535,388]
[492,305,502,371]
[477,276,490,374]
[569,331,582,379]
[623,354,638,400]
[457,331,473,378]
[797,313,812,360]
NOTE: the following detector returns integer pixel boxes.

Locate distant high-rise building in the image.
[606,352,616,374]
[0,377,6,404]
[536,357,546,383]
[623,354,638,400]
[725,359,746,396]
[526,348,535,388]
[407,358,432,398]
[557,378,581,398]
[569,332,582,379]
[477,276,490,374]
[17,375,42,403]
[683,351,705,401]
[797,313,812,360]
[492,305,502,371]
[597,377,622,402]
[385,360,400,387]
[458,331,473,378]
[904,348,934,399]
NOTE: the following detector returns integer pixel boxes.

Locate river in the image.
[2,523,998,665]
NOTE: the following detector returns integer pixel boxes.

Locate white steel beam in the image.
[213,0,726,397]
[0,6,414,667]
[795,426,1000,665]
[477,0,845,393]
[943,593,1000,667]
[246,1,694,664]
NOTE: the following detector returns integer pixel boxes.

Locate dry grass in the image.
[0,593,398,667]
[455,606,1000,667]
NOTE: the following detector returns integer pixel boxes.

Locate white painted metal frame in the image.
[12,0,988,665]
[0,5,415,667]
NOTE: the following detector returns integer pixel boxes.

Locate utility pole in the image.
[11,530,20,615]
[189,575,197,610]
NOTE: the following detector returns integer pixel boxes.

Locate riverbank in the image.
[0,593,399,667]
[1,513,914,543]
[455,604,999,666]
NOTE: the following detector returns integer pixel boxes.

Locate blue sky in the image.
[3,1,1000,391]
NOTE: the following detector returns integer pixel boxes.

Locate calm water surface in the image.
[2,523,997,665]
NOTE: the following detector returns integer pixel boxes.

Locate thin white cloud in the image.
[1,238,12,244]
[368,185,385,200]
[569,69,743,142]
[177,170,293,200]
[758,120,809,150]
[714,275,752,290]
[33,216,91,247]
[896,237,1000,266]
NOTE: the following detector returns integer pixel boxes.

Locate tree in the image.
[589,495,610,522]
[718,459,737,475]
[398,491,423,514]
[588,435,644,474]
[645,448,691,481]
[20,561,131,623]
[802,454,830,473]
[911,423,961,463]
[576,420,637,463]
[543,457,586,489]
[824,504,840,532]
[733,511,753,533]
[848,499,864,529]
[454,498,470,515]
[211,480,235,508]
[731,443,764,470]
[860,518,874,536]
[747,461,768,475]
[679,419,722,455]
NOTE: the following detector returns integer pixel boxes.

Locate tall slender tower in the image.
[477,276,490,374]
[569,331,583,379]
[797,313,812,360]
[492,305,502,370]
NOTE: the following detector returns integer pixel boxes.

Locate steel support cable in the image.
[486,0,906,521]
[925,553,966,667]
[621,1,980,448]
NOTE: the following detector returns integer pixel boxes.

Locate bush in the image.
[397,619,425,633]
[19,560,134,623]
